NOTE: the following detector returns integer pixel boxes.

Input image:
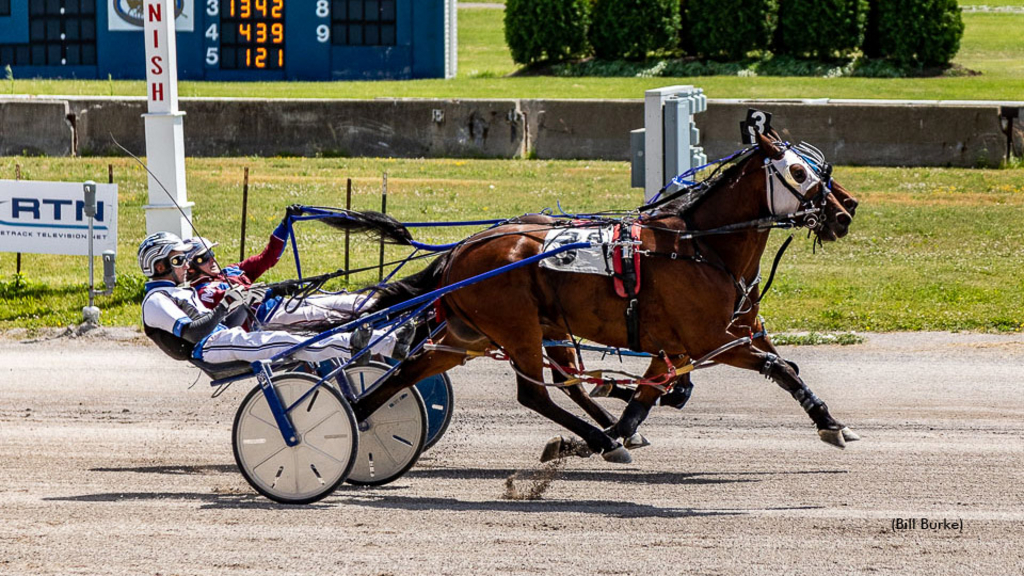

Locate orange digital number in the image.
[255,0,267,17]
[271,0,283,18]
[255,47,267,68]
[239,22,251,41]
[245,47,251,67]
[240,0,251,18]
[229,0,235,17]
[256,22,267,43]
[271,22,284,44]
[278,49,284,67]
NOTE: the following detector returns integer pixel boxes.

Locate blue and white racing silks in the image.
[141,280,226,359]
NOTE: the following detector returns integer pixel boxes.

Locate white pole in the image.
[142,0,193,237]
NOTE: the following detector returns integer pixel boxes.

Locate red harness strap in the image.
[612,223,642,298]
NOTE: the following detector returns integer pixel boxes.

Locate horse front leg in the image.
[607,355,686,444]
[711,342,860,448]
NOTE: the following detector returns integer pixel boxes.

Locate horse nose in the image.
[837,212,852,227]
[842,198,859,214]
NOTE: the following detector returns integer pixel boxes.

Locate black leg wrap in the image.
[759,353,780,377]
[658,382,694,410]
[790,385,825,414]
[611,399,652,439]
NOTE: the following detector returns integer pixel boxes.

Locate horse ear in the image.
[756,131,784,160]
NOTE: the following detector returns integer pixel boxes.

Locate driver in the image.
[138,232,400,365]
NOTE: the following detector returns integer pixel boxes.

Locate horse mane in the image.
[653,150,759,218]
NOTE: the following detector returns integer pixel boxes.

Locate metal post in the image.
[108,164,114,184]
[83,181,100,324]
[240,167,250,261]
[15,164,21,277]
[378,173,387,282]
[344,178,352,280]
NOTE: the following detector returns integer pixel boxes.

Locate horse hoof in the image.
[602,445,633,464]
[623,433,651,450]
[540,436,564,462]
[540,436,593,462]
[818,429,847,450]
[840,427,861,442]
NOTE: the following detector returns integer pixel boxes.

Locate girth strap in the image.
[612,222,643,352]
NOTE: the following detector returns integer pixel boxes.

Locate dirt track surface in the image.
[1,331,1022,575]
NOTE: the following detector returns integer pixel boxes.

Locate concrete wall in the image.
[520,98,1010,167]
[0,96,1019,167]
[67,97,523,159]
[0,100,72,156]
[521,99,641,160]
[700,100,1008,168]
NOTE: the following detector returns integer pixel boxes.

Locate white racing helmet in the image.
[184,236,219,261]
[137,232,189,277]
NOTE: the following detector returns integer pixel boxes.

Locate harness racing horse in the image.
[329,131,860,463]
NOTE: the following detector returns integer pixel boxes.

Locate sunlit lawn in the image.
[1,157,1022,333]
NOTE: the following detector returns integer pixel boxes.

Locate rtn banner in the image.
[0,180,118,256]
[108,0,195,32]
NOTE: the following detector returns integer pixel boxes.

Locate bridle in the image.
[763,141,835,233]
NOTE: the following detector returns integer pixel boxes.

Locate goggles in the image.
[192,252,216,266]
[167,254,188,268]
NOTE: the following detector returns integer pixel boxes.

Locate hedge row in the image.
[505,0,964,67]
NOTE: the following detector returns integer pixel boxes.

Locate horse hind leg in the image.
[503,340,630,464]
[544,344,617,429]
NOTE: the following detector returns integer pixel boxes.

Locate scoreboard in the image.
[219,0,287,71]
[0,0,456,80]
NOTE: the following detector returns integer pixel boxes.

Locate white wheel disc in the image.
[344,362,427,486]
[233,373,358,504]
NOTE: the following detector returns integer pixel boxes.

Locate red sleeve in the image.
[236,227,287,281]
[196,282,227,308]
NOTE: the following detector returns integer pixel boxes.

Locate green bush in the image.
[774,0,868,59]
[875,0,964,66]
[685,0,777,60]
[504,0,591,65]
[590,0,681,60]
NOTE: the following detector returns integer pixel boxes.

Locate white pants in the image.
[261,293,373,330]
[199,326,395,365]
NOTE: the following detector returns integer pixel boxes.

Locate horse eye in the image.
[789,165,807,183]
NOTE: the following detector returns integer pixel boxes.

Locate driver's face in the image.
[195,252,221,275]
[167,251,188,285]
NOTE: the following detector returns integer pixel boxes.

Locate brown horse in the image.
[333,131,860,463]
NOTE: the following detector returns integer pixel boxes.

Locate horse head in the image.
[756,132,857,242]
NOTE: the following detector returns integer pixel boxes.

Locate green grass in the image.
[1,157,1023,333]
[6,11,1024,100]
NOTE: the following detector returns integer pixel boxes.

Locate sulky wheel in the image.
[344,362,427,486]
[415,372,455,451]
[233,373,358,505]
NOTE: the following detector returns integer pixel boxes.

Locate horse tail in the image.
[365,252,450,313]
[318,210,415,246]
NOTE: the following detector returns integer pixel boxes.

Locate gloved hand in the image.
[285,204,305,219]
[244,284,269,307]
[221,285,250,312]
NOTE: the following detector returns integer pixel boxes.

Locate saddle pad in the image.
[538,224,614,276]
